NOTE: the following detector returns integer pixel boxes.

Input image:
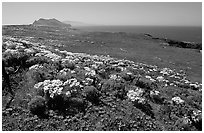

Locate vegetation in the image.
[2,25,202,131]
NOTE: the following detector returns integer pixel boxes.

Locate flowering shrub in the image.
[34,79,64,98]
[191,110,202,123]
[127,88,145,103]
[61,59,75,70]
[29,64,43,70]
[172,96,184,104]
[84,67,96,77]
[109,74,122,81]
[56,68,72,81]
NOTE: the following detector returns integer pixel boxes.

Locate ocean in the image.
[76,26,202,43]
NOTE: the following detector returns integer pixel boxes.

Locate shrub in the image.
[28,96,47,116]
[82,86,100,104]
[133,77,157,90]
[61,59,75,70]
[26,56,51,67]
[65,97,87,113]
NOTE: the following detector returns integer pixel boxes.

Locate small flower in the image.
[29,64,43,70]
[172,96,184,104]
[65,91,71,97]
[34,82,44,89]
[84,67,96,76]
[110,74,117,80]
[191,110,202,122]
[150,90,160,96]
[156,76,164,82]
[127,88,144,102]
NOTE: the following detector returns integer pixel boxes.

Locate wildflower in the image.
[34,79,64,98]
[150,90,160,96]
[65,91,71,97]
[127,88,144,102]
[145,75,152,79]
[84,67,96,76]
[29,64,43,70]
[91,64,98,69]
[83,78,94,85]
[110,74,117,80]
[24,48,35,54]
[34,81,44,89]
[4,49,19,55]
[191,110,202,122]
[63,78,82,88]
[160,68,172,75]
[172,96,184,104]
[156,76,164,82]
[44,53,61,61]
[190,83,200,90]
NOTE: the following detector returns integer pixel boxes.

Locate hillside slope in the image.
[2,25,202,131]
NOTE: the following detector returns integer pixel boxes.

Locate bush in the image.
[26,56,51,67]
[61,59,75,70]
[28,96,47,116]
[83,86,100,104]
[65,97,87,114]
[133,77,157,90]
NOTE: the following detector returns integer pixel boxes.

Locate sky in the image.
[2,2,202,26]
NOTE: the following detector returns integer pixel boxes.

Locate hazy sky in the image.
[2,2,202,26]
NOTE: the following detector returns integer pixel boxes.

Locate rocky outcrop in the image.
[33,18,71,28]
[146,34,202,50]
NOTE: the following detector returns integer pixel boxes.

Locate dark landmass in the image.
[63,20,95,27]
[2,19,202,131]
[144,33,202,50]
[33,18,71,29]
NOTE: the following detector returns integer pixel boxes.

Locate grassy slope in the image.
[3,25,201,81]
[2,25,202,131]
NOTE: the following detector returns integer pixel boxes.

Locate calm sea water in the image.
[76,26,202,43]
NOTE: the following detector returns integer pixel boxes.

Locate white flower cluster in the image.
[58,68,71,77]
[34,79,64,98]
[145,75,156,82]
[160,68,173,75]
[84,67,96,76]
[183,116,192,125]
[156,76,164,82]
[191,110,202,122]
[3,40,16,49]
[150,90,160,96]
[127,88,145,103]
[29,64,43,70]
[172,96,184,104]
[189,83,201,90]
[82,78,94,86]
[109,74,122,81]
[4,40,25,50]
[64,78,83,88]
[44,53,62,61]
[24,48,35,54]
[4,49,19,56]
